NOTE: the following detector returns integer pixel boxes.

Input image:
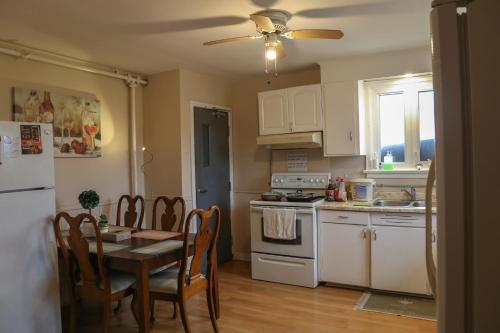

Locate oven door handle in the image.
[250,206,314,215]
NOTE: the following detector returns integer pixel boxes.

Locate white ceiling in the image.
[0,0,433,77]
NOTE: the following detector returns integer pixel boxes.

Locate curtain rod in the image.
[0,43,147,86]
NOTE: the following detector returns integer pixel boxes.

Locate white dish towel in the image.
[262,208,297,240]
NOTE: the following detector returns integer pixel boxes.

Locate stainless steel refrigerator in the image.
[0,121,61,332]
[430,0,500,332]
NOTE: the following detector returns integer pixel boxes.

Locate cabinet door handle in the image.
[372,229,377,240]
[337,216,349,219]
[348,131,353,141]
[432,231,437,243]
[361,228,368,239]
[289,121,293,132]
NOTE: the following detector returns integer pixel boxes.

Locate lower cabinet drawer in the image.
[318,210,370,225]
[251,253,318,288]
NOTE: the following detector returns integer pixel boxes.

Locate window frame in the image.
[363,74,434,170]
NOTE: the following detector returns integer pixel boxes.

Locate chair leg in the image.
[69,300,77,333]
[102,300,111,333]
[114,300,122,314]
[130,293,139,326]
[206,286,219,333]
[150,299,156,323]
[178,298,191,333]
[172,301,178,319]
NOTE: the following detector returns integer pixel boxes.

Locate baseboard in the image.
[232,252,251,262]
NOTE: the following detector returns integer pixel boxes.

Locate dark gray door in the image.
[194,107,232,264]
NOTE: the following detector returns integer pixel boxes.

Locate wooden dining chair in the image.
[116,194,145,230]
[152,196,186,232]
[135,205,221,333]
[53,212,136,333]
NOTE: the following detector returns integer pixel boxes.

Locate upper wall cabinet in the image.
[258,84,323,135]
[258,89,289,135]
[287,85,323,133]
[323,81,359,156]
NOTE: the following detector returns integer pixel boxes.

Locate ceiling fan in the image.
[202,9,344,75]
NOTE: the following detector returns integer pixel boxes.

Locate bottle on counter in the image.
[325,178,335,202]
[334,177,347,202]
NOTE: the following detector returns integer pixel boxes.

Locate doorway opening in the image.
[191,102,233,265]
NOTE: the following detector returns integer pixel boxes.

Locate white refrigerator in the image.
[430,0,500,332]
[0,121,61,333]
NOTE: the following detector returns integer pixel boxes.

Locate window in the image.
[364,74,435,169]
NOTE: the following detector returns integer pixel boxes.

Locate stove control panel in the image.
[271,173,331,189]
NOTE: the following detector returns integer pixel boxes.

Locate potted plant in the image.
[98,213,109,233]
[78,190,100,215]
[78,190,100,236]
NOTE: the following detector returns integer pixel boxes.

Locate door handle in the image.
[197,188,208,193]
[372,229,377,240]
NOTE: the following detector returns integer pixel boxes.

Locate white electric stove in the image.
[250,172,330,288]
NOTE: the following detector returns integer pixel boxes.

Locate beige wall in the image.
[230,68,321,257]
[142,68,232,228]
[143,70,182,198]
[0,53,141,219]
[320,46,432,83]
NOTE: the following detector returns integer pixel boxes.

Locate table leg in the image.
[136,265,150,333]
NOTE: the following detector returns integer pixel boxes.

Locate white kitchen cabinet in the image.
[318,210,370,287]
[287,84,323,133]
[258,89,289,135]
[371,225,429,295]
[323,81,359,156]
[258,84,323,135]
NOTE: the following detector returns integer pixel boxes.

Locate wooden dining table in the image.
[62,228,219,333]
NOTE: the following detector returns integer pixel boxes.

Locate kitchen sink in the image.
[372,199,427,208]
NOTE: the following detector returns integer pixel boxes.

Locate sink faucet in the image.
[401,186,417,201]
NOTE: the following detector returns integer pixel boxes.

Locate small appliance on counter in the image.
[349,178,376,202]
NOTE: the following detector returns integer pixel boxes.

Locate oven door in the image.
[250,206,317,259]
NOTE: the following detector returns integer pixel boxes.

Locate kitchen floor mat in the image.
[354,292,436,321]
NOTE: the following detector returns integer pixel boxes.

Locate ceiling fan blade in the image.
[203,35,262,46]
[276,40,286,59]
[283,29,344,40]
[114,16,248,34]
[250,14,275,33]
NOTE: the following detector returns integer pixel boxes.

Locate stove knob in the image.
[309,179,314,183]
[315,179,320,183]
[274,178,279,183]
[320,179,325,183]
[280,179,284,183]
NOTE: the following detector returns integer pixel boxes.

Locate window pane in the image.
[379,93,405,162]
[419,91,435,161]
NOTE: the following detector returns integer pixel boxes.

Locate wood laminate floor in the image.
[71,260,437,333]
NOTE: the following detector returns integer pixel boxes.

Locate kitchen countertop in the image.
[318,201,437,214]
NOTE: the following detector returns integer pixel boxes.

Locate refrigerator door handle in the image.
[0,135,3,165]
[425,158,437,297]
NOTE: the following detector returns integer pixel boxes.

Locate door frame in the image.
[189,100,234,228]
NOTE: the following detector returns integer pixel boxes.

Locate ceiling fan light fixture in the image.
[265,43,277,60]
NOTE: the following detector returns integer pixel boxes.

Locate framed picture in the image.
[12,87,102,158]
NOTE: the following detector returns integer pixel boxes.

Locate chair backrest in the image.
[179,205,221,287]
[116,195,145,229]
[53,212,110,294]
[152,196,186,232]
